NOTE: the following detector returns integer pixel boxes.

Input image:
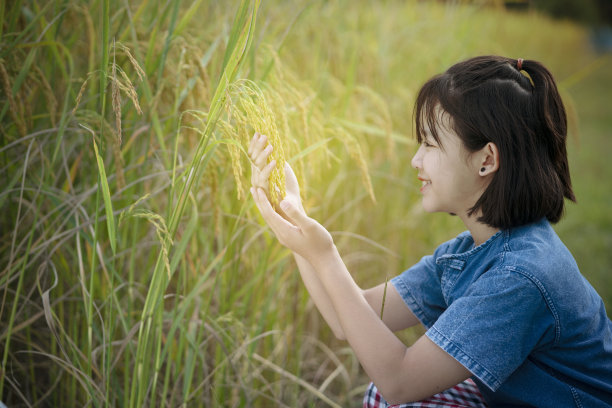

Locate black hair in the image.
[414,55,575,229]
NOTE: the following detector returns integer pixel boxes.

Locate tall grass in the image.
[1,0,608,406]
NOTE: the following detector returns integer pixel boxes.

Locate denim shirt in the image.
[391,218,612,407]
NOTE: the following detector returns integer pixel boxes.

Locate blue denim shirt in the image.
[391,218,612,407]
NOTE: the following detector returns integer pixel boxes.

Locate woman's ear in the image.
[477,142,500,176]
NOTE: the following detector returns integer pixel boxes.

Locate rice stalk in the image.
[120,207,173,279]
[0,58,27,137]
[115,42,146,83]
[0,1,602,406]
[115,65,143,115]
[354,85,394,160]
[128,2,261,406]
[329,124,376,204]
[71,72,96,117]
[111,52,122,147]
[33,65,58,127]
[111,48,125,191]
[218,118,246,200]
[0,141,37,401]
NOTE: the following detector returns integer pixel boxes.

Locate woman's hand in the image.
[249,132,276,202]
[248,132,304,213]
[251,187,334,264]
[248,132,334,264]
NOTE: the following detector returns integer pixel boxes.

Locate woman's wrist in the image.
[307,243,340,271]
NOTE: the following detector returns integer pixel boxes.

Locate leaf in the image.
[91,130,117,255]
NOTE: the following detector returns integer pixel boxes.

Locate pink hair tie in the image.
[517,58,524,71]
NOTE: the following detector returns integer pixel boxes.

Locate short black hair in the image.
[414,55,575,229]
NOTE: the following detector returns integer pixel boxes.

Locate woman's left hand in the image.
[251,186,335,264]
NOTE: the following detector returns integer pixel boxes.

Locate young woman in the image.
[248,56,612,407]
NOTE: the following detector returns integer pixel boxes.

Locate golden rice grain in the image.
[218,117,245,200]
[231,80,287,207]
[116,42,146,83]
[71,72,94,117]
[331,124,376,204]
[112,61,122,146]
[116,65,142,115]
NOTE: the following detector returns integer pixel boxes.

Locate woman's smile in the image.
[418,176,431,193]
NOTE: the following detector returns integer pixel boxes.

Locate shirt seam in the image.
[436,229,505,263]
[426,326,502,391]
[390,277,435,329]
[569,385,584,408]
[505,266,562,345]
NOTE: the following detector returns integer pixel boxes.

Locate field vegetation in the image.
[1,0,610,406]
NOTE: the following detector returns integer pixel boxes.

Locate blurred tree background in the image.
[530,0,612,26]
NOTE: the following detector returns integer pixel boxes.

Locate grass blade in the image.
[89,127,117,255]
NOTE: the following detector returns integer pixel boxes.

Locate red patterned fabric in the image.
[363,379,487,408]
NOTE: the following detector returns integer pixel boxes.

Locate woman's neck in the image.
[460,213,500,247]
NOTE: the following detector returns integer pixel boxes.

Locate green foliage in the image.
[0,0,609,406]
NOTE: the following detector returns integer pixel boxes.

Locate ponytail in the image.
[519,59,576,210]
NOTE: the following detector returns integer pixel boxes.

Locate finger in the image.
[284,162,300,195]
[249,133,268,162]
[248,132,259,156]
[258,159,276,186]
[251,161,274,195]
[254,187,300,233]
[279,199,311,229]
[254,144,273,169]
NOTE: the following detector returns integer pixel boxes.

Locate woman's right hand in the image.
[248,132,275,199]
[248,132,305,215]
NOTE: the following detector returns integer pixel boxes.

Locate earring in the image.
[480,167,486,173]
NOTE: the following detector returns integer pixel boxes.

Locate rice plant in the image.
[0,0,607,406]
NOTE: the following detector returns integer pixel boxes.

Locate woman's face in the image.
[411,113,488,219]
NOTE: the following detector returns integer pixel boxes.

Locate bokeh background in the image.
[1,0,611,406]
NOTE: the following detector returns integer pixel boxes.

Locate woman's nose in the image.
[411,145,423,169]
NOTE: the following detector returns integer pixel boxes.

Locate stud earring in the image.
[480,167,486,173]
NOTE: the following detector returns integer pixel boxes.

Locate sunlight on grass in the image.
[0,0,609,406]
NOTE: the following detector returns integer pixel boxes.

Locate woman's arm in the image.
[311,246,471,403]
[252,188,472,403]
[293,252,346,339]
[295,252,421,339]
[363,281,421,332]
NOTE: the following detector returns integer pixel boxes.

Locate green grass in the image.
[556,55,612,308]
[1,1,610,406]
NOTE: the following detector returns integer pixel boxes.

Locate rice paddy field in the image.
[1,0,611,406]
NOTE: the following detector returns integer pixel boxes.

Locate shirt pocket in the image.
[440,259,465,305]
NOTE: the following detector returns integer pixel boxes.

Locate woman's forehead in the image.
[421,105,454,136]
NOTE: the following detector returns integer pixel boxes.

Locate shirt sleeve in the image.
[390,254,446,329]
[425,268,557,391]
